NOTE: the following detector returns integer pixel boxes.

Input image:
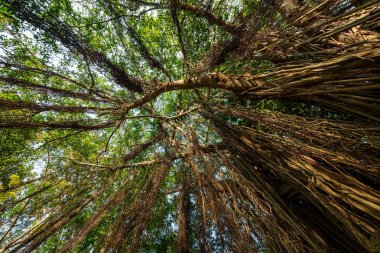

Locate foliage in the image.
[0,0,379,252]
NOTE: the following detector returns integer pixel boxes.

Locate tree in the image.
[0,0,379,252]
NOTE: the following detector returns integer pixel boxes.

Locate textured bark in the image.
[1,1,379,252]
[58,180,132,253]
[204,108,380,252]
[7,189,101,253]
[176,170,191,253]
[100,165,169,253]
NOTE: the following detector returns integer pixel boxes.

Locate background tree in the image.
[0,0,379,252]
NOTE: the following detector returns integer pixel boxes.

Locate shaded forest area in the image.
[0,0,379,252]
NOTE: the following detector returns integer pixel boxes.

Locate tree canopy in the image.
[0,0,379,252]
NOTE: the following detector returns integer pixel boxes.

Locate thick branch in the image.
[122,72,263,112]
[6,0,143,93]
[173,1,241,35]
[121,133,163,165]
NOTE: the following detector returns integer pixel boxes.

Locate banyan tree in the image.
[0,0,379,252]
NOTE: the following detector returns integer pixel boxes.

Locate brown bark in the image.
[7,189,102,253]
[57,178,132,253]
[100,165,170,253]
[173,1,241,35]
[204,109,379,252]
[176,169,191,253]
